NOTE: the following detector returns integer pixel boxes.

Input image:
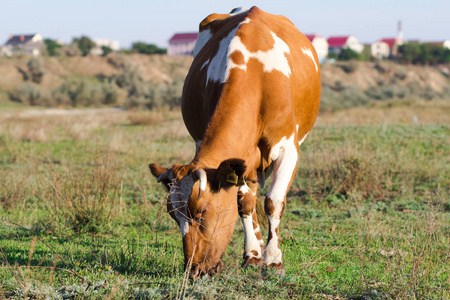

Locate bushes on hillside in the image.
[52,80,118,107]
[112,61,182,110]
[397,43,450,65]
[131,42,167,55]
[12,83,44,105]
[17,58,45,84]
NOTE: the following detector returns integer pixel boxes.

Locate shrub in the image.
[73,36,96,56]
[27,58,45,84]
[56,43,82,56]
[44,39,62,56]
[338,48,359,61]
[12,83,43,105]
[366,85,409,100]
[99,46,112,57]
[320,85,368,112]
[338,61,358,73]
[51,80,119,107]
[52,79,85,107]
[131,42,167,55]
[99,82,118,105]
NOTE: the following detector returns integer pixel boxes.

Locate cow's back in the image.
[182,7,320,169]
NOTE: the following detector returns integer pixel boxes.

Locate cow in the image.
[149,6,321,278]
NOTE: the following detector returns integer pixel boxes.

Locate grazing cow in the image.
[150,6,320,278]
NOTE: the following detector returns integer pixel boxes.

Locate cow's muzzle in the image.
[189,260,224,279]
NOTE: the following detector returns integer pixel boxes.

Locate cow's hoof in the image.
[241,256,263,269]
[262,263,286,277]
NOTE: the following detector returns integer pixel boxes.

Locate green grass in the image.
[0,109,449,299]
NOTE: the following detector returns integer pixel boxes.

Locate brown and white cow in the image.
[150,6,320,278]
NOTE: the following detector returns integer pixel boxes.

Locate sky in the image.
[1,0,449,49]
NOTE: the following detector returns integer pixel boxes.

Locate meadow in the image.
[0,100,449,299]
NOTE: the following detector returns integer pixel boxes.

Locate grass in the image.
[0,103,449,299]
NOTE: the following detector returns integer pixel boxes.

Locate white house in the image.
[168,33,198,56]
[305,34,328,63]
[371,40,390,59]
[91,38,120,55]
[444,40,450,49]
[328,35,364,54]
[2,33,44,56]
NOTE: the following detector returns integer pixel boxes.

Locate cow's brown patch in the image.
[230,50,245,65]
[238,191,254,216]
[264,196,275,216]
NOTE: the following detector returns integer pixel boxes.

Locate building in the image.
[168,33,198,56]
[444,40,450,50]
[91,38,120,55]
[2,33,44,56]
[328,35,364,54]
[371,21,404,59]
[305,34,328,63]
[371,40,390,59]
[371,38,403,58]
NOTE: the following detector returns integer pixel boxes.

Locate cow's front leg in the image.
[238,180,265,267]
[263,138,299,275]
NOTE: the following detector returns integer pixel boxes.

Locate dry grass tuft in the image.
[44,150,123,233]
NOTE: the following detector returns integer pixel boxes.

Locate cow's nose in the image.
[189,264,201,279]
[208,260,224,276]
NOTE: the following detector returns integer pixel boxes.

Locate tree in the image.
[73,36,96,56]
[131,42,167,54]
[397,43,450,65]
[101,46,113,56]
[338,48,359,61]
[44,39,62,56]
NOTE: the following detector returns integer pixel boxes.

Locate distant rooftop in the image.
[327,36,351,47]
[5,34,37,46]
[169,33,198,43]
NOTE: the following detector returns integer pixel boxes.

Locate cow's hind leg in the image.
[238,180,265,267]
[263,135,299,275]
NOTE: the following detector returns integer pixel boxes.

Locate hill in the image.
[0,54,449,110]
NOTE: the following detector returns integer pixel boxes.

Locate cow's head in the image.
[149,159,246,278]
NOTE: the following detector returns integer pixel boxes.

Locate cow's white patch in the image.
[240,17,251,24]
[242,214,262,258]
[263,217,282,265]
[193,29,213,57]
[169,175,194,237]
[230,7,249,15]
[268,133,298,202]
[238,182,254,198]
[302,47,318,72]
[298,131,310,147]
[238,183,261,258]
[207,28,292,84]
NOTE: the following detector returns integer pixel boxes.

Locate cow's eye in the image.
[195,207,208,221]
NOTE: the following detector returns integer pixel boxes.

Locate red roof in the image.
[169,33,198,43]
[327,36,350,47]
[305,34,316,42]
[381,38,397,48]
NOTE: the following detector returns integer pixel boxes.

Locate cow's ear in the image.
[149,163,171,191]
[216,159,246,187]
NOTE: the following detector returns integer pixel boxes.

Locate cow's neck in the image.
[193,101,260,173]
